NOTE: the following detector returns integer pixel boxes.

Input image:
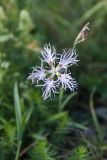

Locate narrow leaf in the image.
[47,112,67,123]
[15,141,22,160]
[60,92,77,110]
[14,82,22,142]
[89,87,103,142]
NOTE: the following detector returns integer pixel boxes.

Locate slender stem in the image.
[15,141,22,160]
[20,142,36,157]
[59,87,64,110]
[89,87,103,142]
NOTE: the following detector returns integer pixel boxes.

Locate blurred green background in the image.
[0,0,107,159]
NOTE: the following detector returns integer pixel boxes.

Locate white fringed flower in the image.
[28,44,78,100]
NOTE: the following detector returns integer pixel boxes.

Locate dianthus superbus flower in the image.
[28,44,78,100]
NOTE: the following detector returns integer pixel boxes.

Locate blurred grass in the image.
[0,0,107,159]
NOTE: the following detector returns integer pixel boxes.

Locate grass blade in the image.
[60,92,77,111]
[78,1,107,24]
[24,105,34,126]
[46,112,67,123]
[89,87,103,142]
[15,141,22,160]
[14,82,22,143]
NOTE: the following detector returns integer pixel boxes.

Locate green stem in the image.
[15,141,22,160]
[59,87,64,110]
[89,87,103,142]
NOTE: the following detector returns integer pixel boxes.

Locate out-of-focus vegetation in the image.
[0,0,107,159]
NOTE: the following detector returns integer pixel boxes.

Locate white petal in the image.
[27,67,46,84]
[59,49,78,67]
[42,79,58,100]
[58,73,77,91]
[41,44,56,65]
